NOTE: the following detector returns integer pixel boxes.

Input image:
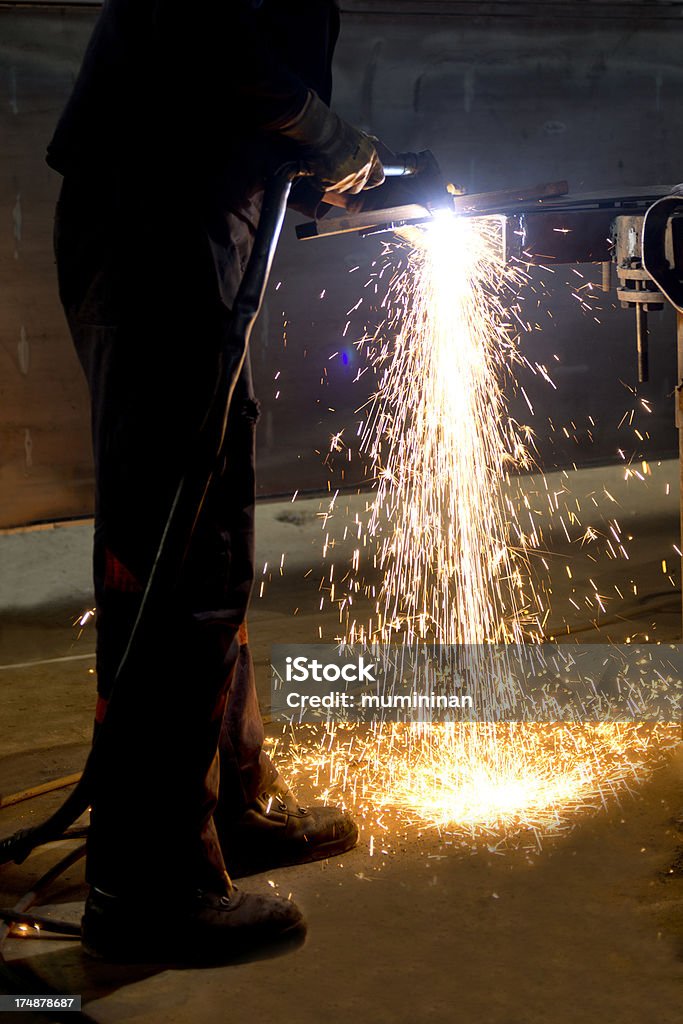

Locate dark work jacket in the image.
[48,0,340,308]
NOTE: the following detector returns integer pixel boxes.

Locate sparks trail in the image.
[347,218,537,652]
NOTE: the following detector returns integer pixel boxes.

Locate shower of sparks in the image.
[279,212,679,840]
[347,215,537,651]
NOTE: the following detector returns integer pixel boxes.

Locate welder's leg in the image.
[180,361,277,817]
[85,354,275,890]
[54,184,270,894]
[71,308,237,896]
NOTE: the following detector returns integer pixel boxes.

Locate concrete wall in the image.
[2,1,683,527]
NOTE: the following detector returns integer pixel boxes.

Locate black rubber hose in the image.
[0,784,90,866]
[0,844,87,953]
[0,910,81,938]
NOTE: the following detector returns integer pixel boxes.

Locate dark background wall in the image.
[1,1,682,528]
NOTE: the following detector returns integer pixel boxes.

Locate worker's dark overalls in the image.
[49,0,339,895]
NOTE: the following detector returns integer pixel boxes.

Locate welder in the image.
[47,0,384,962]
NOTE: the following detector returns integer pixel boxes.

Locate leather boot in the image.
[81,884,306,963]
[219,774,358,877]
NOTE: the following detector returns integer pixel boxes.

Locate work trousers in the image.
[55,176,275,895]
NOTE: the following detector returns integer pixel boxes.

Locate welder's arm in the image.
[278,90,384,195]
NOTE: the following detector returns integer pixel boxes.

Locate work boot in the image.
[220,775,359,877]
[81,885,306,964]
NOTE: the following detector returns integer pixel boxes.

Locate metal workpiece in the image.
[295,172,678,388]
[297,169,571,241]
[295,201,434,241]
[299,176,670,248]
[504,187,672,265]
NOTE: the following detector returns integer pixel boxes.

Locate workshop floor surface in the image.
[1,463,682,1023]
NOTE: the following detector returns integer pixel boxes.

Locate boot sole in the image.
[82,916,307,965]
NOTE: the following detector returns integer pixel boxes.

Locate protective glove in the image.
[279,89,384,195]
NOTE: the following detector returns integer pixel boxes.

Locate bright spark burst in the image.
[349,215,535,649]
[285,213,679,840]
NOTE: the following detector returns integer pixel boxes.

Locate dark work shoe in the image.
[220,774,359,877]
[81,885,306,964]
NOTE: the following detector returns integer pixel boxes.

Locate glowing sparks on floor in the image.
[278,722,679,841]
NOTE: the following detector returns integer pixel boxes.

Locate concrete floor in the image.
[0,463,682,1022]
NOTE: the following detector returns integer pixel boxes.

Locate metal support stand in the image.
[614,215,664,384]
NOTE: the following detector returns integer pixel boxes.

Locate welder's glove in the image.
[279,89,384,195]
